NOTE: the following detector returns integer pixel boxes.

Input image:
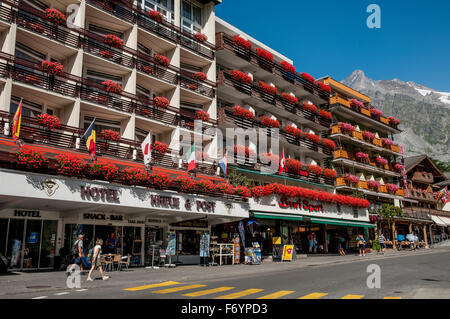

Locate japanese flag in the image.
[141,133,152,165]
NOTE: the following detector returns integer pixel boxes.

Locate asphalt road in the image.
[3,248,450,299]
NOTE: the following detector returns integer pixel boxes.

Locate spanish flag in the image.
[12,99,23,141]
[83,119,96,156]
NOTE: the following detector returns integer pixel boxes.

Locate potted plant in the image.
[152,141,169,154]
[16,148,48,170]
[340,122,356,135]
[300,72,315,84]
[104,34,124,49]
[231,70,252,84]
[367,180,381,191]
[344,174,360,186]
[148,9,164,23]
[149,172,171,189]
[362,130,375,142]
[87,162,118,182]
[261,116,280,128]
[232,35,251,50]
[304,132,320,144]
[256,48,273,62]
[306,164,323,175]
[323,168,337,179]
[100,129,121,142]
[232,106,254,120]
[41,61,63,76]
[285,125,302,138]
[356,151,369,162]
[121,167,149,186]
[194,32,208,42]
[153,54,170,67]
[192,72,207,81]
[216,183,235,195]
[55,154,86,177]
[303,102,317,113]
[102,80,122,94]
[318,109,332,120]
[317,82,331,93]
[234,186,251,198]
[285,158,303,175]
[44,8,66,25]
[280,61,295,74]
[175,176,196,193]
[259,81,277,95]
[195,110,210,121]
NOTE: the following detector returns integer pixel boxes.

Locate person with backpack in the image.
[378,233,386,254]
[87,239,109,281]
[67,234,84,274]
[356,234,366,256]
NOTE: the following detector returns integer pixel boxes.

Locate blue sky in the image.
[216,0,450,92]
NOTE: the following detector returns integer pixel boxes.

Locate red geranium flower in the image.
[280,61,296,74]
[318,109,332,120]
[232,106,254,120]
[232,35,252,50]
[317,82,331,93]
[192,72,207,81]
[286,125,302,138]
[300,72,315,84]
[281,93,298,105]
[259,81,277,95]
[195,110,210,121]
[261,116,280,128]
[231,70,252,84]
[153,96,169,108]
[152,141,169,154]
[303,102,318,113]
[256,48,273,62]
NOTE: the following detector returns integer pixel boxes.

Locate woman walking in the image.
[356,234,366,256]
[87,239,109,281]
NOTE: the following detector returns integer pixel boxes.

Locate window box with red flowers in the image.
[321,138,335,150]
[259,81,277,95]
[285,125,302,138]
[381,137,394,148]
[16,148,48,170]
[152,141,169,154]
[100,129,121,142]
[188,83,198,90]
[362,130,376,141]
[281,93,298,105]
[32,23,45,33]
[153,96,169,108]
[44,8,66,25]
[55,154,86,177]
[194,32,208,43]
[386,183,399,194]
[87,162,118,182]
[176,176,196,193]
[100,50,114,59]
[234,186,251,198]
[231,70,252,84]
[217,183,235,195]
[121,168,149,186]
[303,102,317,114]
[261,116,280,128]
[104,34,123,49]
[317,82,331,93]
[375,156,388,166]
[234,145,255,157]
[256,48,273,62]
[148,9,164,23]
[97,95,108,104]
[196,179,216,193]
[192,72,207,81]
[149,172,171,189]
[142,65,153,74]
[25,75,42,84]
[280,61,296,74]
[300,72,315,84]
[367,180,381,191]
[195,110,210,122]
[41,61,63,76]
[323,168,337,179]
[340,122,356,134]
[356,152,369,161]
[285,158,302,175]
[344,174,360,185]
[232,106,254,121]
[388,116,400,126]
[232,35,252,50]
[350,99,364,109]
[318,109,332,120]
[154,54,170,67]
[259,153,279,164]
[304,132,320,144]
[306,164,322,175]
[102,80,122,94]
[370,108,383,118]
[394,163,405,171]
[36,114,61,130]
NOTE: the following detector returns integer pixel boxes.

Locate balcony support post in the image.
[423,224,429,248]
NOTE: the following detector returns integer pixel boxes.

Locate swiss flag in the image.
[141,133,152,165]
[279,149,285,174]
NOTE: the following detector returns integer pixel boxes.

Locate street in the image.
[1,248,450,299]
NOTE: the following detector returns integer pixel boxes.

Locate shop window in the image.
[23,219,42,269]
[39,220,57,268]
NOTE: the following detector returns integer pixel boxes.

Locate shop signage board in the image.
[282,245,294,261]
[166,231,176,256]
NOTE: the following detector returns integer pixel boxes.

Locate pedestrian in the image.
[68,234,84,273]
[308,232,317,254]
[356,234,366,256]
[378,233,386,254]
[105,233,118,254]
[87,239,109,281]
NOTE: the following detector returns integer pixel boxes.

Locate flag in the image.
[219,152,228,177]
[278,149,285,174]
[185,144,196,172]
[141,133,152,165]
[12,99,23,141]
[83,119,96,156]
[436,186,449,204]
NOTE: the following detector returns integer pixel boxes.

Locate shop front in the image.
[0,169,249,270]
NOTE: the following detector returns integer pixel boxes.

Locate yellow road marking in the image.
[152,284,206,294]
[183,287,235,297]
[124,281,180,291]
[299,293,328,299]
[215,289,264,299]
[341,294,364,299]
[257,290,295,299]
[384,296,402,299]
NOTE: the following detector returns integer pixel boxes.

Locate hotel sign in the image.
[80,186,120,202]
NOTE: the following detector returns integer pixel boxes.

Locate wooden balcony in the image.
[337,176,406,198]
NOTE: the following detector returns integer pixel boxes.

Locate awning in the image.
[252,212,375,228]
[436,216,450,227]
[431,215,446,227]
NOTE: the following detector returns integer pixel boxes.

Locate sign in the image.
[28,232,38,244]
[279,198,324,213]
[83,213,123,221]
[150,195,180,209]
[272,237,281,245]
[42,179,59,197]
[14,210,41,218]
[80,186,119,202]
[166,231,176,256]
[282,245,294,261]
[199,232,210,258]
[170,219,208,228]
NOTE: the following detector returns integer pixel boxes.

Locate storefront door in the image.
[0,218,7,258]
[6,219,24,269]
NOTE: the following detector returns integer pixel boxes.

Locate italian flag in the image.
[186,144,196,172]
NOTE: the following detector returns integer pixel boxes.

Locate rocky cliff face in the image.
[341,70,450,162]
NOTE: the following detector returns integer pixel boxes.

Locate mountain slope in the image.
[341,70,450,162]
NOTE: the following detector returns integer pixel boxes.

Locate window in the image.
[135,127,156,143]
[180,62,202,73]
[86,69,123,86]
[137,42,152,56]
[84,116,121,133]
[88,24,123,38]
[22,0,47,11]
[10,97,42,118]
[136,84,152,99]
[181,0,202,33]
[139,0,174,22]
[15,42,46,64]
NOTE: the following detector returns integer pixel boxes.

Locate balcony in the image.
[330,124,402,156]
[406,187,437,203]
[333,148,401,177]
[217,71,331,131]
[215,32,330,105]
[180,71,215,99]
[329,94,401,134]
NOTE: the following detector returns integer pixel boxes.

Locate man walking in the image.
[378,233,386,255]
[68,234,84,274]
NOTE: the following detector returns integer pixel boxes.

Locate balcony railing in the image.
[0,4,13,23]
[407,188,437,202]
[180,74,215,98]
[218,71,331,129]
[336,176,405,197]
[330,124,401,155]
[329,93,401,132]
[216,32,330,102]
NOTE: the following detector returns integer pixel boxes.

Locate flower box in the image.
[104,34,123,49]
[388,116,400,126]
[195,179,216,192]
[356,152,369,160]
[32,23,45,33]
[375,156,388,166]
[318,109,332,120]
[261,116,280,128]
[344,174,360,184]
[370,108,383,117]
[217,183,235,195]
[350,99,364,109]
[300,72,315,84]
[362,130,375,141]
[386,183,399,194]
[41,61,63,75]
[340,122,356,133]
[16,148,48,170]
[259,81,277,95]
[121,168,149,186]
[100,129,121,142]
[36,114,61,130]
[303,102,317,113]
[304,133,320,144]
[194,32,208,43]
[306,164,322,175]
[153,96,169,108]
[285,158,303,175]
[352,131,363,140]
[100,50,114,59]
[44,8,66,25]
[192,72,207,81]
[232,35,251,50]
[232,106,254,120]
[234,186,251,198]
[317,82,331,93]
[154,54,170,67]
[195,110,210,121]
[281,93,298,105]
[152,141,169,154]
[285,125,302,138]
[323,168,337,179]
[55,154,86,177]
[148,9,164,23]
[321,138,335,150]
[231,70,252,84]
[367,180,381,190]
[280,61,295,74]
[360,108,371,116]
[149,172,171,189]
[87,162,118,182]
[381,137,394,147]
[256,48,273,62]
[102,80,122,94]
[176,176,196,193]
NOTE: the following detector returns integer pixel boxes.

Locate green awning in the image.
[252,212,375,228]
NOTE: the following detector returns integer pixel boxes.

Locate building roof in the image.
[404,155,447,184]
[404,155,428,171]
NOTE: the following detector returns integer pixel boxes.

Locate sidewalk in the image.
[0,247,448,297]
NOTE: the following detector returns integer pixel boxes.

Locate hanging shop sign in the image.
[279,198,324,212]
[80,186,120,202]
[282,245,294,261]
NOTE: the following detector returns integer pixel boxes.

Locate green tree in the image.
[227,168,254,188]
[378,204,402,228]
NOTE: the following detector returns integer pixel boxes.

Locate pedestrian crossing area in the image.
[123,281,403,299]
